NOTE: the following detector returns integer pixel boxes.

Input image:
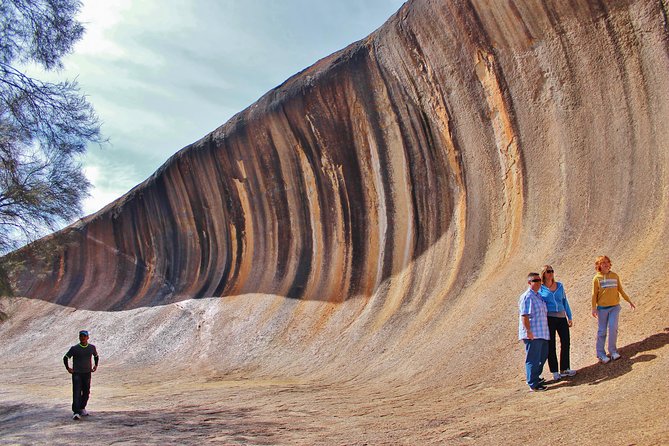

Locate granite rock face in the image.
[8,0,669,312]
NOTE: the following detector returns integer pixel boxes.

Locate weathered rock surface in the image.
[9,0,669,313]
[2,1,669,444]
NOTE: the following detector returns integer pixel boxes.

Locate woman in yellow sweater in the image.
[591,256,636,363]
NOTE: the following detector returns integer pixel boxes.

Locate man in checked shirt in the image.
[519,272,550,391]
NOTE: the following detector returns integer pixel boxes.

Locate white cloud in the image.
[63,0,406,218]
[82,159,143,215]
[74,0,133,57]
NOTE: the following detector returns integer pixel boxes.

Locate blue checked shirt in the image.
[518,288,549,340]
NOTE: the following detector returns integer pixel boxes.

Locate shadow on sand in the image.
[0,403,286,445]
[552,328,669,388]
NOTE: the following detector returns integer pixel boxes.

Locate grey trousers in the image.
[596,304,621,357]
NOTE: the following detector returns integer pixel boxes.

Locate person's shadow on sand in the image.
[553,328,669,388]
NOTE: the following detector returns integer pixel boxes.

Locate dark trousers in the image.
[547,316,571,372]
[72,372,91,414]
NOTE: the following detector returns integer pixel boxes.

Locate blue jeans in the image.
[523,339,548,389]
[596,304,621,357]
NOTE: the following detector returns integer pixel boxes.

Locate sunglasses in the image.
[545,269,554,273]
[529,279,541,283]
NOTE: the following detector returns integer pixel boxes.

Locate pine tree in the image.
[0,0,103,253]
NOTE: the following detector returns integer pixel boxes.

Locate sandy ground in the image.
[1,296,667,446]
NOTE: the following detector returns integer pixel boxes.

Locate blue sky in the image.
[53,1,406,216]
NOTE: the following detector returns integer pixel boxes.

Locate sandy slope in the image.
[1,286,667,445]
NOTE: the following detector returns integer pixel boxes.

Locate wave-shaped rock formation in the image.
[3,1,669,443]
[8,0,669,317]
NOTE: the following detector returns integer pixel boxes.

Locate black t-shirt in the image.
[65,344,99,373]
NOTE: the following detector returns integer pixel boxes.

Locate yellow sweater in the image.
[592,271,631,309]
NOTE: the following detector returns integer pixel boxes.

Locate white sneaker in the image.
[552,372,561,381]
[598,355,611,364]
[560,369,577,377]
[81,409,89,416]
[72,413,81,420]
[611,352,621,360]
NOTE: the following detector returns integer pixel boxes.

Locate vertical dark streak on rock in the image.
[463,0,495,54]
[176,155,204,296]
[355,53,396,283]
[279,103,332,297]
[198,153,222,297]
[415,108,442,249]
[214,138,244,296]
[637,3,665,186]
[164,179,184,294]
[541,1,580,90]
[236,124,268,290]
[212,172,234,298]
[585,0,608,22]
[108,208,141,310]
[465,0,527,233]
[264,128,304,297]
[152,174,176,299]
[661,0,669,55]
[264,130,285,286]
[52,248,70,307]
[189,151,215,299]
[370,51,424,304]
[144,184,172,302]
[68,245,86,305]
[597,0,637,155]
[108,216,131,306]
[123,208,149,305]
[303,46,370,298]
[338,95,366,297]
[620,3,657,184]
[190,136,224,298]
[390,16,463,242]
[508,0,535,42]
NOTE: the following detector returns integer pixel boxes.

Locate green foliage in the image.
[0,257,12,296]
[0,0,103,254]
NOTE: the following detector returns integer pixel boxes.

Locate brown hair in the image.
[540,265,554,284]
[595,256,611,272]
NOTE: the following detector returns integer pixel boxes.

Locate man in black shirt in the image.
[63,330,99,420]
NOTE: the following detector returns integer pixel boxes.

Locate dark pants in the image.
[72,372,91,414]
[523,339,548,389]
[547,316,571,372]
